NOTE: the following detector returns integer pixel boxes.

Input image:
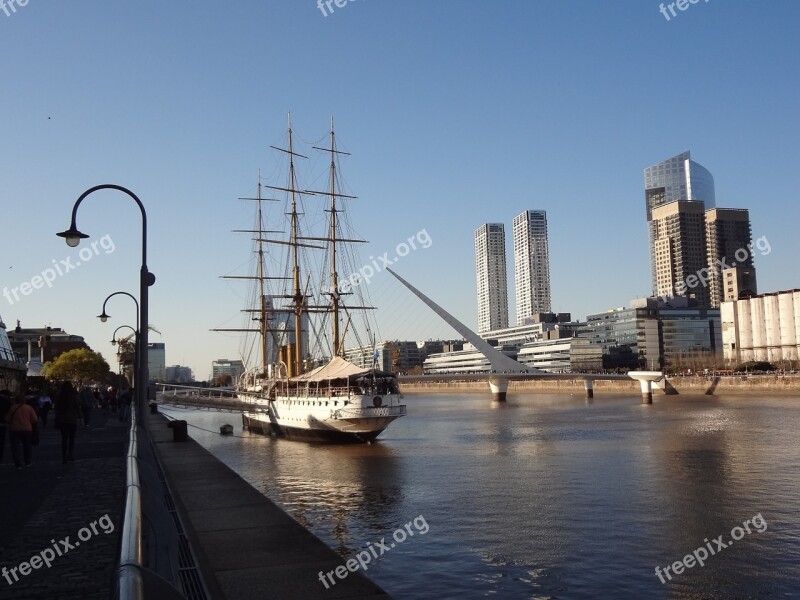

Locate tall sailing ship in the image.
[214,117,406,443]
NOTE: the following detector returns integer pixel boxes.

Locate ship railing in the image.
[333,405,407,419]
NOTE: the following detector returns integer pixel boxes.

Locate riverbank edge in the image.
[149,411,391,600]
[399,375,800,396]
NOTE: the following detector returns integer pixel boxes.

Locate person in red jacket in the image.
[5,394,38,469]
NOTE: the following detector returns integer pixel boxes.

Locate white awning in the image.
[290,356,371,383]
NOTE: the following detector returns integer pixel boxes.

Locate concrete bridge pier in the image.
[639,379,653,404]
[583,379,594,399]
[628,371,663,405]
[489,377,509,402]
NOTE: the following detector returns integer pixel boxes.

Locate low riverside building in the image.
[7,321,90,364]
[721,289,800,366]
[211,358,245,382]
[423,343,517,374]
[344,340,459,373]
[517,337,603,372]
[579,301,661,370]
[165,365,194,383]
[478,313,579,348]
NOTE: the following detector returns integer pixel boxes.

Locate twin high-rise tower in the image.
[475,210,551,333]
[644,151,757,307]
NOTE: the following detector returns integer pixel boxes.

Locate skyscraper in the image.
[475,223,509,333]
[513,210,551,323]
[650,201,710,306]
[644,150,716,220]
[644,151,715,296]
[705,208,757,307]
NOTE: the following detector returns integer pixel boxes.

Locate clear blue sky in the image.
[2,1,798,379]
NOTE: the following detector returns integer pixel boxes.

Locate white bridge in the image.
[386,268,664,403]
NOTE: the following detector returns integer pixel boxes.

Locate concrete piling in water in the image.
[583,379,594,399]
[628,371,662,405]
[489,378,509,402]
[640,379,653,404]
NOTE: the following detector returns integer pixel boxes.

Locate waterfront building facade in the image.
[478,314,576,349]
[148,342,166,382]
[423,343,518,375]
[659,306,722,370]
[579,301,661,370]
[475,223,509,333]
[165,365,194,383]
[721,289,800,365]
[211,358,245,383]
[704,207,757,307]
[344,340,447,373]
[513,210,552,323]
[516,337,603,372]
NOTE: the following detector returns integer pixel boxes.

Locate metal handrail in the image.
[116,404,144,600]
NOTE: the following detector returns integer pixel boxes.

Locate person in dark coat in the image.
[6,394,38,469]
[54,381,81,463]
[0,390,12,464]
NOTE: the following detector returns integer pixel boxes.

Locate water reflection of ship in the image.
[264,443,406,557]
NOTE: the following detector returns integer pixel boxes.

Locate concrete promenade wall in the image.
[399,375,800,396]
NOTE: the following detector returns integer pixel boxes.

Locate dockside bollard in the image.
[167,420,188,442]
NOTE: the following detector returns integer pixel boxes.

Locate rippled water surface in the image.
[161,393,800,599]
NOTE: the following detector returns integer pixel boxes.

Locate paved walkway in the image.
[0,411,128,600]
[150,411,391,600]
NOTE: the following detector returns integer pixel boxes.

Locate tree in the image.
[214,373,233,387]
[42,348,111,383]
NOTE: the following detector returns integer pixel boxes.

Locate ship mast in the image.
[311,119,371,358]
[256,175,268,374]
[287,116,305,375]
[212,172,286,380]
[328,119,341,355]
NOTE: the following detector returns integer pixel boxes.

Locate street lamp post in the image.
[57,185,155,430]
[99,292,140,392]
[110,324,138,390]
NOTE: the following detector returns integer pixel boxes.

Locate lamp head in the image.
[98,311,110,323]
[56,225,89,248]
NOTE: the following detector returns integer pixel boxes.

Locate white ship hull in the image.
[239,391,406,443]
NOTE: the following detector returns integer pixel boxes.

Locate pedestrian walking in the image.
[79,385,95,428]
[5,394,38,469]
[37,392,53,427]
[0,390,12,464]
[55,381,81,463]
[118,387,132,423]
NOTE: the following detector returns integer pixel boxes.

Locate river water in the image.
[160,393,800,599]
